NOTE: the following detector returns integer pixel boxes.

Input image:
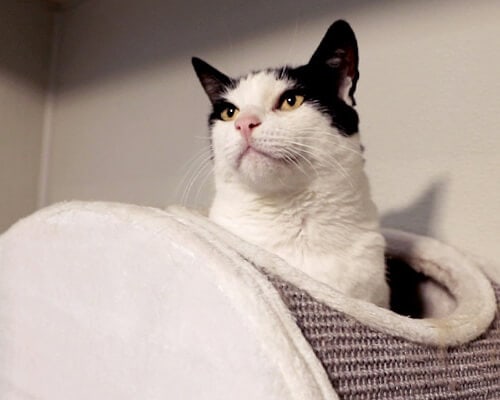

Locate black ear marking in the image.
[309,20,359,105]
[192,57,233,104]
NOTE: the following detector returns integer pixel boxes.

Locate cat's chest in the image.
[209,198,389,306]
[211,205,355,258]
[213,209,380,289]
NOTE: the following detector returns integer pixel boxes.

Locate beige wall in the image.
[0,1,51,232]
[41,0,500,262]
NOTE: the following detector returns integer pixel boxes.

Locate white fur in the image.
[209,71,389,307]
[338,76,353,106]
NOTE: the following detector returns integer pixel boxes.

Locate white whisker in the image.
[180,152,213,206]
[255,134,356,188]
[175,147,213,201]
[193,164,215,205]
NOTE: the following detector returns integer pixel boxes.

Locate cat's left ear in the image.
[192,57,233,104]
[309,20,359,106]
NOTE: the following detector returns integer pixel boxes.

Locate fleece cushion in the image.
[0,202,335,400]
[0,201,498,400]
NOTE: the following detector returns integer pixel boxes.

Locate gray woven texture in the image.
[268,275,500,399]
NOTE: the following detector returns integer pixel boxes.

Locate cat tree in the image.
[0,202,498,399]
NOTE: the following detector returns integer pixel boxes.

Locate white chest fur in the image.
[209,166,390,308]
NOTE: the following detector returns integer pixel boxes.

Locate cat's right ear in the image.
[192,57,232,104]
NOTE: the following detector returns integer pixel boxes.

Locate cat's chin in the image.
[235,149,308,195]
[237,147,289,167]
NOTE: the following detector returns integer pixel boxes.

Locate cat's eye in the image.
[220,105,240,121]
[279,94,305,111]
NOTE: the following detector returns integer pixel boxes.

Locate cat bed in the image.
[0,201,498,399]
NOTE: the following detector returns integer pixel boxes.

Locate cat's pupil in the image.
[227,108,234,117]
[286,96,296,106]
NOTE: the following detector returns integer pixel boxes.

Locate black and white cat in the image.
[192,20,389,307]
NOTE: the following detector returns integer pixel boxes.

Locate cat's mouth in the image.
[237,146,294,167]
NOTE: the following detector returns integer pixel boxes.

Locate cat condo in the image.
[0,201,498,399]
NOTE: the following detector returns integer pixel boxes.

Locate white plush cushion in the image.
[0,202,335,400]
[0,201,496,400]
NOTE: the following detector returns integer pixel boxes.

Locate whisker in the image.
[258,137,355,188]
[280,149,309,177]
[180,153,214,206]
[269,130,364,157]
[175,148,213,201]
[193,164,215,205]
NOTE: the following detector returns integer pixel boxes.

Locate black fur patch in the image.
[192,57,237,106]
[277,65,359,136]
[208,100,237,127]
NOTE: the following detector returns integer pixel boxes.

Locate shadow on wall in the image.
[0,0,52,90]
[1,0,459,92]
[40,0,387,93]
[381,179,448,237]
[382,179,449,317]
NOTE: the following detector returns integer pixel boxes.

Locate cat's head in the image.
[193,20,363,195]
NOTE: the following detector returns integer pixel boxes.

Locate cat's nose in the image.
[235,115,261,141]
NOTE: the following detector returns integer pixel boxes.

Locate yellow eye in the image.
[279,94,304,111]
[220,106,239,121]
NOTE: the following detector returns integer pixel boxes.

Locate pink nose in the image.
[235,115,261,141]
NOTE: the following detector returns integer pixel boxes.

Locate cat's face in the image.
[193,20,362,195]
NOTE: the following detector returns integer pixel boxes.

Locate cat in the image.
[192,20,389,308]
